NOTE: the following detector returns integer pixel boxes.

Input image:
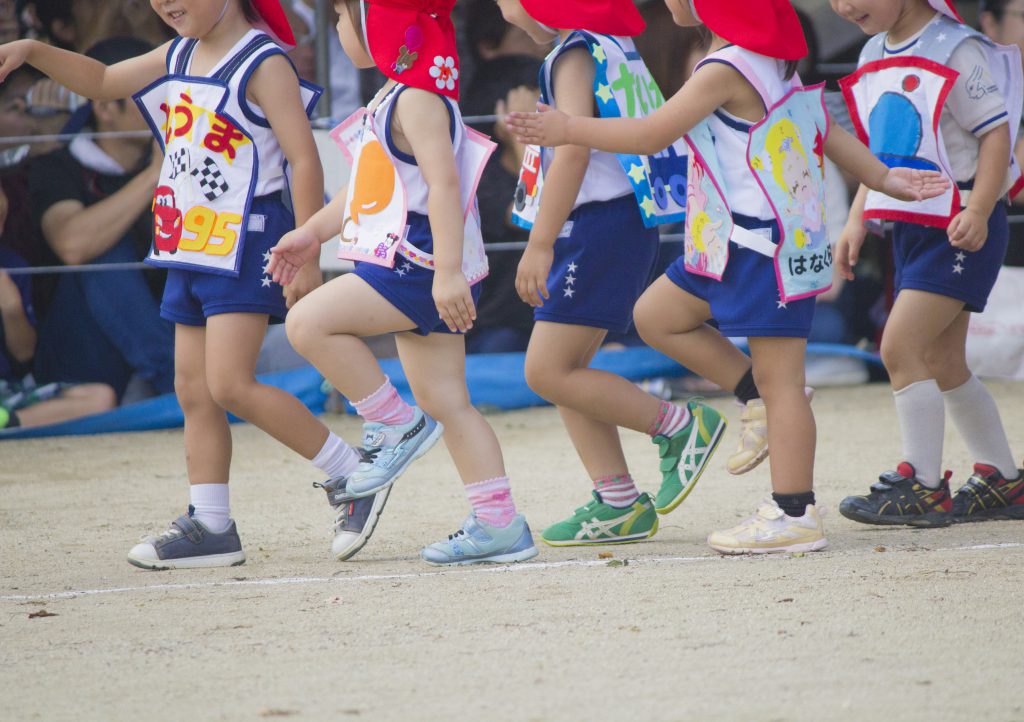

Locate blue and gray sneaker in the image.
[347,407,444,497]
[420,513,539,566]
[127,506,245,570]
[314,474,392,561]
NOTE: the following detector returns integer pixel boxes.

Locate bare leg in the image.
[925,310,972,391]
[174,323,232,486]
[15,383,116,428]
[748,337,813,494]
[880,290,966,391]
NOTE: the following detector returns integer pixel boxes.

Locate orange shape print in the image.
[350,140,395,224]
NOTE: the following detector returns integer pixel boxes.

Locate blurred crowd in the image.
[0,0,1021,429]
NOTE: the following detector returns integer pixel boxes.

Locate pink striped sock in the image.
[466,476,517,528]
[594,474,640,508]
[648,400,691,438]
[352,377,415,426]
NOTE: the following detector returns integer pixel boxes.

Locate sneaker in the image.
[346,407,444,497]
[541,491,658,546]
[707,498,828,554]
[420,513,539,566]
[838,462,952,528]
[951,463,1024,523]
[726,387,813,476]
[653,400,727,514]
[127,506,246,570]
[314,474,392,560]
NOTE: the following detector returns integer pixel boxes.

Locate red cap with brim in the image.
[365,0,461,100]
[252,0,296,48]
[520,0,645,37]
[693,0,807,61]
[928,0,964,22]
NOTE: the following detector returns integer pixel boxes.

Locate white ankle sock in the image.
[893,380,945,488]
[943,375,1018,478]
[312,432,362,480]
[190,483,231,533]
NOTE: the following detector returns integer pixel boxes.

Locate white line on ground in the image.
[3,542,1022,602]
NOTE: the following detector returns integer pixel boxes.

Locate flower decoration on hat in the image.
[429,56,458,92]
[365,0,461,99]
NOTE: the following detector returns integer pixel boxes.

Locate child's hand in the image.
[283,261,322,308]
[268,226,320,286]
[432,269,476,333]
[506,103,570,148]
[834,223,867,282]
[0,270,23,313]
[515,244,553,307]
[0,40,31,84]
[947,207,988,251]
[880,167,950,202]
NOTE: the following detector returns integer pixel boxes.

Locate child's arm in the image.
[0,271,35,366]
[835,183,869,281]
[506,61,740,155]
[517,47,593,308]
[249,54,325,307]
[947,123,1011,251]
[397,89,475,332]
[0,39,168,100]
[267,185,347,286]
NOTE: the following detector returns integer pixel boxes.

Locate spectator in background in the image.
[284,0,361,120]
[28,36,173,400]
[461,0,547,353]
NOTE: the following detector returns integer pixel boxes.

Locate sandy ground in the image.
[1,382,1023,722]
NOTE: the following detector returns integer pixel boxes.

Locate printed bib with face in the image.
[683,120,733,280]
[512,31,687,230]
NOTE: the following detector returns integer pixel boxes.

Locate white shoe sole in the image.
[332,485,393,561]
[707,537,828,555]
[348,418,445,498]
[127,549,246,570]
[421,545,539,566]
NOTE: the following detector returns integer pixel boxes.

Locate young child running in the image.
[509,0,950,553]
[833,0,1024,526]
[495,0,727,547]
[0,0,390,569]
[267,0,539,565]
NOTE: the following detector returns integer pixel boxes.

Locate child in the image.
[833,0,1024,525]
[495,0,728,547]
[508,0,949,553]
[267,0,539,565]
[0,0,388,568]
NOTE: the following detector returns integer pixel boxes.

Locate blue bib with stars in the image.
[512,31,687,231]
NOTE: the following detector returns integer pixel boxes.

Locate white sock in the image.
[942,375,1018,478]
[311,432,362,480]
[190,483,231,533]
[893,380,945,488]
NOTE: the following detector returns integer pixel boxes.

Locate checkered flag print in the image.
[169,147,190,180]
[190,156,229,201]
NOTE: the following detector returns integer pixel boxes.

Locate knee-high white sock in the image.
[942,375,1018,478]
[190,483,231,533]
[893,380,945,488]
[311,432,362,480]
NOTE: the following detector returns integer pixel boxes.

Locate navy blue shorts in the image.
[160,194,291,326]
[666,219,816,339]
[893,203,1008,313]
[534,194,659,334]
[353,212,482,336]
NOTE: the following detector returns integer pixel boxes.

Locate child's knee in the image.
[206,373,251,413]
[880,334,917,375]
[175,372,212,412]
[924,344,967,381]
[284,300,318,354]
[523,355,554,397]
[633,296,659,341]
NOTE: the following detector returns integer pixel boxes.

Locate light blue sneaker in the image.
[421,514,539,566]
[347,407,444,497]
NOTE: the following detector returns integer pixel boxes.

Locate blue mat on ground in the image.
[0,344,882,440]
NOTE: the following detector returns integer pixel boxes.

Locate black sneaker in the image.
[839,462,952,528]
[314,475,392,561]
[951,463,1024,523]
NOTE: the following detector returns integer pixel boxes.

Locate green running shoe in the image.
[653,400,727,514]
[541,491,658,546]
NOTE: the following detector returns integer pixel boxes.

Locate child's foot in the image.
[707,498,828,554]
[726,387,813,475]
[314,474,392,560]
[838,463,952,528]
[541,491,658,546]
[127,506,246,570]
[420,514,539,566]
[347,407,444,497]
[653,400,726,514]
[951,463,1024,523]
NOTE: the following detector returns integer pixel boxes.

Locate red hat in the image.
[692,0,807,61]
[928,0,964,22]
[519,0,645,37]
[251,0,296,48]
[364,0,461,100]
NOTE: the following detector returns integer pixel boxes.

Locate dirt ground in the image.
[2,382,1023,722]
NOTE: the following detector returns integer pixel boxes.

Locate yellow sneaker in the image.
[707,498,828,554]
[726,388,814,475]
